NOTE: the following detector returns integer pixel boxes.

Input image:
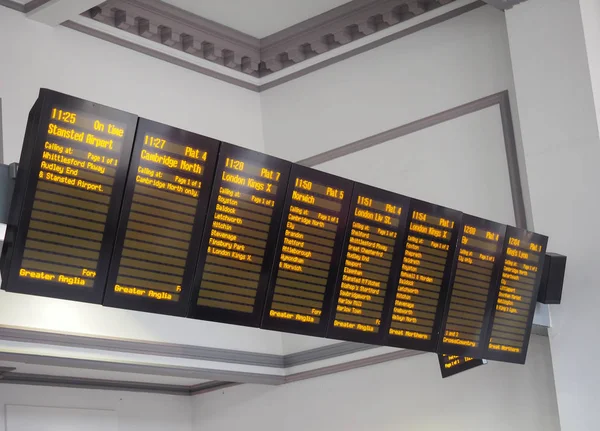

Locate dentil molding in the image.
[84,0,456,77]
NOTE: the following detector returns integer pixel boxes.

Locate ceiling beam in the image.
[26,0,101,26]
[0,372,235,396]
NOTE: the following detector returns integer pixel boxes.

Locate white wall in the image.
[260,4,515,163]
[0,384,192,431]
[7,405,118,431]
[194,335,560,431]
[506,0,600,429]
[316,105,515,226]
[0,8,284,354]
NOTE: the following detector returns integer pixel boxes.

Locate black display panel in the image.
[326,183,410,344]
[439,354,485,378]
[382,200,461,351]
[483,227,548,364]
[261,165,353,336]
[437,215,507,358]
[188,143,291,326]
[1,89,137,303]
[1,88,558,369]
[103,119,220,315]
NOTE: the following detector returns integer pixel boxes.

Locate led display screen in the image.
[1,89,137,303]
[326,183,410,344]
[437,215,507,357]
[188,143,291,326]
[382,200,461,351]
[103,119,220,315]
[484,227,548,364]
[261,165,353,336]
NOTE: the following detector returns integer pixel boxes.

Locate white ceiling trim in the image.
[0,360,212,385]
[285,346,402,375]
[1,0,485,90]
[2,0,522,90]
[0,339,402,384]
[86,0,459,77]
[64,15,261,91]
[0,369,239,396]
[259,0,480,88]
[57,0,483,92]
[0,339,287,378]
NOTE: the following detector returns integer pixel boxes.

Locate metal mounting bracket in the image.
[0,162,18,225]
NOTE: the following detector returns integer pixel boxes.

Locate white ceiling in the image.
[162,0,354,38]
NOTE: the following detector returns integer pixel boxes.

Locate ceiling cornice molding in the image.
[258,0,484,91]
[61,18,261,91]
[0,324,378,370]
[261,0,380,48]
[1,0,523,89]
[259,0,453,74]
[84,0,457,77]
[1,0,486,90]
[87,0,262,76]
[0,372,228,396]
[0,0,24,12]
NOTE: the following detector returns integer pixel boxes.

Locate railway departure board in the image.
[1,89,137,303]
[326,183,410,344]
[188,143,291,326]
[484,227,548,364]
[1,88,557,368]
[261,165,353,336]
[439,354,485,378]
[103,120,220,316]
[383,200,461,351]
[437,215,506,357]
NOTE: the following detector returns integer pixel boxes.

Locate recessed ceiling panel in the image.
[161,0,354,38]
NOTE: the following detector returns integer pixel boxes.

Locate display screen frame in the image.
[103,119,221,316]
[261,164,354,337]
[1,89,138,304]
[438,354,485,378]
[482,226,548,364]
[381,199,462,352]
[436,214,507,358]
[325,182,411,344]
[1,98,43,281]
[188,142,292,327]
